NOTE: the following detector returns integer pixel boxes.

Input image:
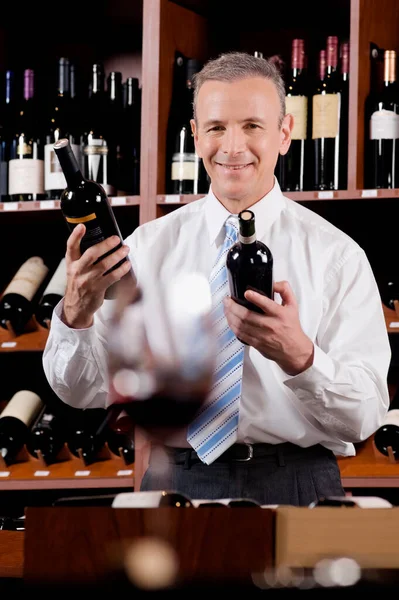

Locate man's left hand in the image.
[223,280,314,376]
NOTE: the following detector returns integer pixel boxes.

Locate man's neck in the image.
[211,182,275,214]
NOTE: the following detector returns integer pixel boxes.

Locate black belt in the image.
[169,442,331,467]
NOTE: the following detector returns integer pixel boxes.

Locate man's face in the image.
[191,76,292,209]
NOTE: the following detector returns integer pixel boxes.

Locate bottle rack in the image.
[0,440,134,491]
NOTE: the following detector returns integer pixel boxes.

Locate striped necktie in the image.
[187,215,244,464]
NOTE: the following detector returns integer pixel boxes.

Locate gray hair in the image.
[192,51,286,127]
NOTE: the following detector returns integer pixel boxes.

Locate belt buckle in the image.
[236,443,254,462]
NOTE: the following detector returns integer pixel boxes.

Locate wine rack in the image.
[0,440,134,491]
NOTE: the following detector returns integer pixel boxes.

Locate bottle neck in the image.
[54,142,84,189]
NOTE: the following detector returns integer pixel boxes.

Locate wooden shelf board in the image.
[157,189,399,205]
[383,303,399,334]
[0,324,49,352]
[337,437,399,486]
[0,196,140,213]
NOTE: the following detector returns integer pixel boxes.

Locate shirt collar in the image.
[204,176,285,246]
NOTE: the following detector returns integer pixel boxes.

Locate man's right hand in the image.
[62,224,132,329]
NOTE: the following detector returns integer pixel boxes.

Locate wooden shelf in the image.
[338,437,399,488]
[157,189,399,205]
[0,323,49,352]
[0,196,140,213]
[383,303,399,334]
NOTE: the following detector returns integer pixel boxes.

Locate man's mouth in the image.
[215,163,252,170]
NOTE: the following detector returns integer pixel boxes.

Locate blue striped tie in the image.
[187,216,244,464]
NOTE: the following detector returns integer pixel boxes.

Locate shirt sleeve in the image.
[284,248,391,443]
[42,234,139,410]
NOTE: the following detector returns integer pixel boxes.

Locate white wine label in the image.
[34,470,50,477]
[41,257,67,297]
[312,93,340,139]
[171,153,198,181]
[0,471,10,477]
[40,200,55,209]
[3,202,18,211]
[370,109,399,140]
[286,95,308,140]
[44,143,80,192]
[111,197,127,206]
[117,469,133,476]
[318,191,334,199]
[389,322,399,328]
[0,390,43,426]
[8,159,45,195]
[382,408,399,427]
[3,257,49,301]
[1,342,17,348]
[75,470,91,476]
[165,195,181,203]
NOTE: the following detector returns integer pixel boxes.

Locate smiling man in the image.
[43,51,391,506]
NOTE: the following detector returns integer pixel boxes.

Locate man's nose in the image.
[221,127,246,155]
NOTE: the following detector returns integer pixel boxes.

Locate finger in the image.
[273,280,297,308]
[79,235,122,269]
[102,254,133,286]
[66,223,86,263]
[244,289,280,314]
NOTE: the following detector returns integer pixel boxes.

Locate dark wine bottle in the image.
[53,138,135,299]
[106,411,135,465]
[26,406,66,464]
[35,257,67,329]
[105,71,124,194]
[66,407,108,465]
[0,70,16,202]
[374,388,399,458]
[8,68,45,201]
[365,50,399,189]
[338,41,349,189]
[312,36,341,191]
[44,57,81,199]
[0,390,44,465]
[168,58,208,194]
[381,279,399,313]
[0,257,49,336]
[226,210,273,313]
[278,38,308,192]
[120,76,140,195]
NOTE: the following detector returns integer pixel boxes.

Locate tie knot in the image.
[225,215,238,240]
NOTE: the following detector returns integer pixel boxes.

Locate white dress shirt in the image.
[42,178,391,456]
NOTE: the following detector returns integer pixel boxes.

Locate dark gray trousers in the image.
[140,442,345,506]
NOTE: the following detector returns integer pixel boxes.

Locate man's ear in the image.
[190,118,202,158]
[279,113,294,156]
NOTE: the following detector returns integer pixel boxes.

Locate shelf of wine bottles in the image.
[0,196,140,213]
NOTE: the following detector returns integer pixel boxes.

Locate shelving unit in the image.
[2,0,399,498]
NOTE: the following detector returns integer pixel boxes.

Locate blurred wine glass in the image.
[105,262,216,445]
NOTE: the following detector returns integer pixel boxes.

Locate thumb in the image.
[66,223,86,263]
[273,280,296,307]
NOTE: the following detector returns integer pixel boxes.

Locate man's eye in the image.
[247,123,259,129]
[208,126,224,132]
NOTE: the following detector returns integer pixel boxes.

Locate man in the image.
[43,52,391,506]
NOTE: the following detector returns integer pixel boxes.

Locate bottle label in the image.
[0,391,43,426]
[65,213,106,251]
[239,233,256,244]
[286,95,308,140]
[312,93,340,139]
[171,153,199,181]
[382,408,399,427]
[41,257,67,297]
[83,139,116,196]
[8,159,45,195]
[370,109,399,140]
[44,143,81,191]
[3,257,49,301]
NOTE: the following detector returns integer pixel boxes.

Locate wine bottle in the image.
[120,76,140,195]
[374,388,399,458]
[338,41,349,189]
[0,70,16,202]
[226,210,273,313]
[312,36,341,191]
[106,411,135,464]
[8,68,45,201]
[35,257,67,329]
[66,407,108,465]
[0,390,44,465]
[81,63,114,195]
[53,138,135,299]
[26,406,66,464]
[278,38,308,192]
[0,256,49,336]
[44,57,81,199]
[365,50,399,189]
[381,279,399,314]
[112,490,193,508]
[168,58,208,194]
[105,71,124,194]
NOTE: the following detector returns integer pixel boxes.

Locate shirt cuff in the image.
[283,344,335,399]
[51,298,96,341]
